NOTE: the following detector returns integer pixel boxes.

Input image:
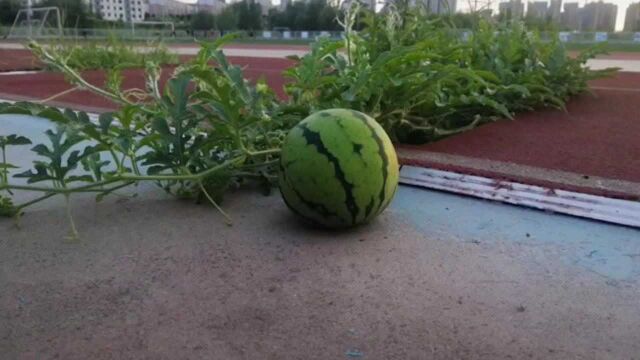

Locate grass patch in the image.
[47,37,179,71]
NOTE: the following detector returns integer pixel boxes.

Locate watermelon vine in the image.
[0,5,616,237]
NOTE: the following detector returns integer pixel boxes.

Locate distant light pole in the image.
[27,0,33,37]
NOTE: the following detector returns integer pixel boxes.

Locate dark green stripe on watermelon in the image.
[279,159,342,222]
[299,123,359,225]
[354,111,391,215]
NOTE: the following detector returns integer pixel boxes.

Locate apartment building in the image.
[92,0,149,21]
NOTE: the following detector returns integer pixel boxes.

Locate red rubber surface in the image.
[0,49,43,71]
[410,71,640,184]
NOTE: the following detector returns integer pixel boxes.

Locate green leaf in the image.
[151,117,172,137]
[66,175,94,183]
[0,195,18,217]
[14,164,54,183]
[31,144,53,158]
[0,135,32,146]
[77,111,91,124]
[98,113,114,134]
[36,108,69,124]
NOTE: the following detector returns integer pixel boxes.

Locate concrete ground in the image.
[2,117,640,359]
[2,184,640,359]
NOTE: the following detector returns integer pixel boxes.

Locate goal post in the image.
[8,6,63,39]
[131,21,176,38]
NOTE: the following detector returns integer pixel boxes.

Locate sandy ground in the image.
[1,184,640,360]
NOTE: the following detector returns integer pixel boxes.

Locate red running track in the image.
[404,72,640,187]
[0,49,43,72]
[0,56,293,111]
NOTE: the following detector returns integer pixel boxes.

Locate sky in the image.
[178,0,636,31]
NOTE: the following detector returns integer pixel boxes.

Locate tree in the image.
[0,0,21,25]
[267,0,342,30]
[234,0,263,31]
[216,6,239,31]
[191,11,216,31]
[40,0,92,28]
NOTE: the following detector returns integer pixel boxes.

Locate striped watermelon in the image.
[278,109,399,228]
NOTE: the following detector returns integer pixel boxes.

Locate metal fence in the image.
[0,26,344,41]
[1,25,639,44]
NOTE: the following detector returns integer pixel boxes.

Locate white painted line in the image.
[587,59,640,72]
[400,165,640,228]
[590,86,640,92]
[0,70,42,76]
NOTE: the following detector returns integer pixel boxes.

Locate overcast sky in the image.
[178,0,635,31]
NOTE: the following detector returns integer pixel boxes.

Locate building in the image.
[625,2,640,32]
[478,8,493,19]
[498,0,524,19]
[196,0,226,14]
[92,0,149,21]
[562,2,579,29]
[580,1,617,32]
[527,1,547,19]
[374,0,455,13]
[425,0,456,14]
[148,0,196,17]
[548,0,562,22]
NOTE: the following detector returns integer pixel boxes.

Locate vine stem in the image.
[0,156,246,195]
[120,156,245,181]
[14,192,57,212]
[29,42,133,106]
[198,182,233,226]
[1,145,7,185]
[38,86,80,104]
[245,148,280,157]
[0,178,121,194]
[433,116,483,136]
[64,194,79,241]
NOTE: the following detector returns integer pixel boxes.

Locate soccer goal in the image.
[8,6,63,39]
[131,21,176,39]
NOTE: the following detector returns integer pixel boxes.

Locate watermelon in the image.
[278,109,399,228]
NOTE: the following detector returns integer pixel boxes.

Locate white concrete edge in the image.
[400,165,640,228]
[0,42,307,59]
